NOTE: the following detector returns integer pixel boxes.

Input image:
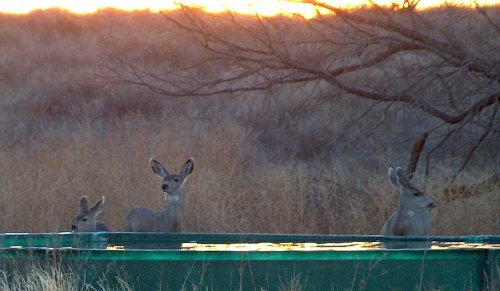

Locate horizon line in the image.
[0,1,498,19]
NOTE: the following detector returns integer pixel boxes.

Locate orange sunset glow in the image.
[0,0,498,18]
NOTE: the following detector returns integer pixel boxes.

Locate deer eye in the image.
[82,218,88,222]
[173,178,180,182]
[413,192,422,197]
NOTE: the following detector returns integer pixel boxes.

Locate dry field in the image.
[0,7,498,235]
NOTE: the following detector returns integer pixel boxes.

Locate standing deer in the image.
[381,167,436,248]
[124,158,194,232]
[71,196,111,232]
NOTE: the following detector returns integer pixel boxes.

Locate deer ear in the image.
[180,158,194,179]
[90,196,105,216]
[395,167,411,188]
[388,167,399,187]
[80,196,89,212]
[150,158,169,178]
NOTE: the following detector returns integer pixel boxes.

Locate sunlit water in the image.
[102,241,500,251]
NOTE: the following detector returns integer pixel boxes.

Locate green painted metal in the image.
[0,233,498,290]
[1,232,498,248]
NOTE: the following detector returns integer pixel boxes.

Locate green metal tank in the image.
[0,233,498,290]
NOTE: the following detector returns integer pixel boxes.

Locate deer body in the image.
[72,196,111,232]
[381,208,432,237]
[124,200,181,232]
[124,158,194,232]
[95,221,111,231]
[381,167,436,248]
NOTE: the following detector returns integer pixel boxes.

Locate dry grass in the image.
[0,264,134,291]
[1,261,496,291]
[0,116,497,234]
[0,8,498,235]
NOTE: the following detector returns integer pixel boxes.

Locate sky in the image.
[0,0,498,18]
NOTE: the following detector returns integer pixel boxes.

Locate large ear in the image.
[395,167,412,188]
[150,158,169,178]
[90,196,105,216]
[80,196,89,212]
[180,158,194,179]
[388,167,399,187]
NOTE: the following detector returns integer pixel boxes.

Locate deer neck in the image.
[166,194,180,212]
[395,202,431,235]
[160,193,181,232]
[398,200,431,216]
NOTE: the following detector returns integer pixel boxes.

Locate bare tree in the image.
[104,1,499,177]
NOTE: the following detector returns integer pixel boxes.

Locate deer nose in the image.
[71,225,77,231]
[162,184,168,191]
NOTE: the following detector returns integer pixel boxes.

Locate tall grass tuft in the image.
[0,264,134,291]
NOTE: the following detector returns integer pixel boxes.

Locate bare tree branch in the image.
[408,132,428,178]
[104,2,500,172]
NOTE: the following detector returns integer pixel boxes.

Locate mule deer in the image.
[71,196,111,232]
[381,167,436,248]
[124,158,194,232]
